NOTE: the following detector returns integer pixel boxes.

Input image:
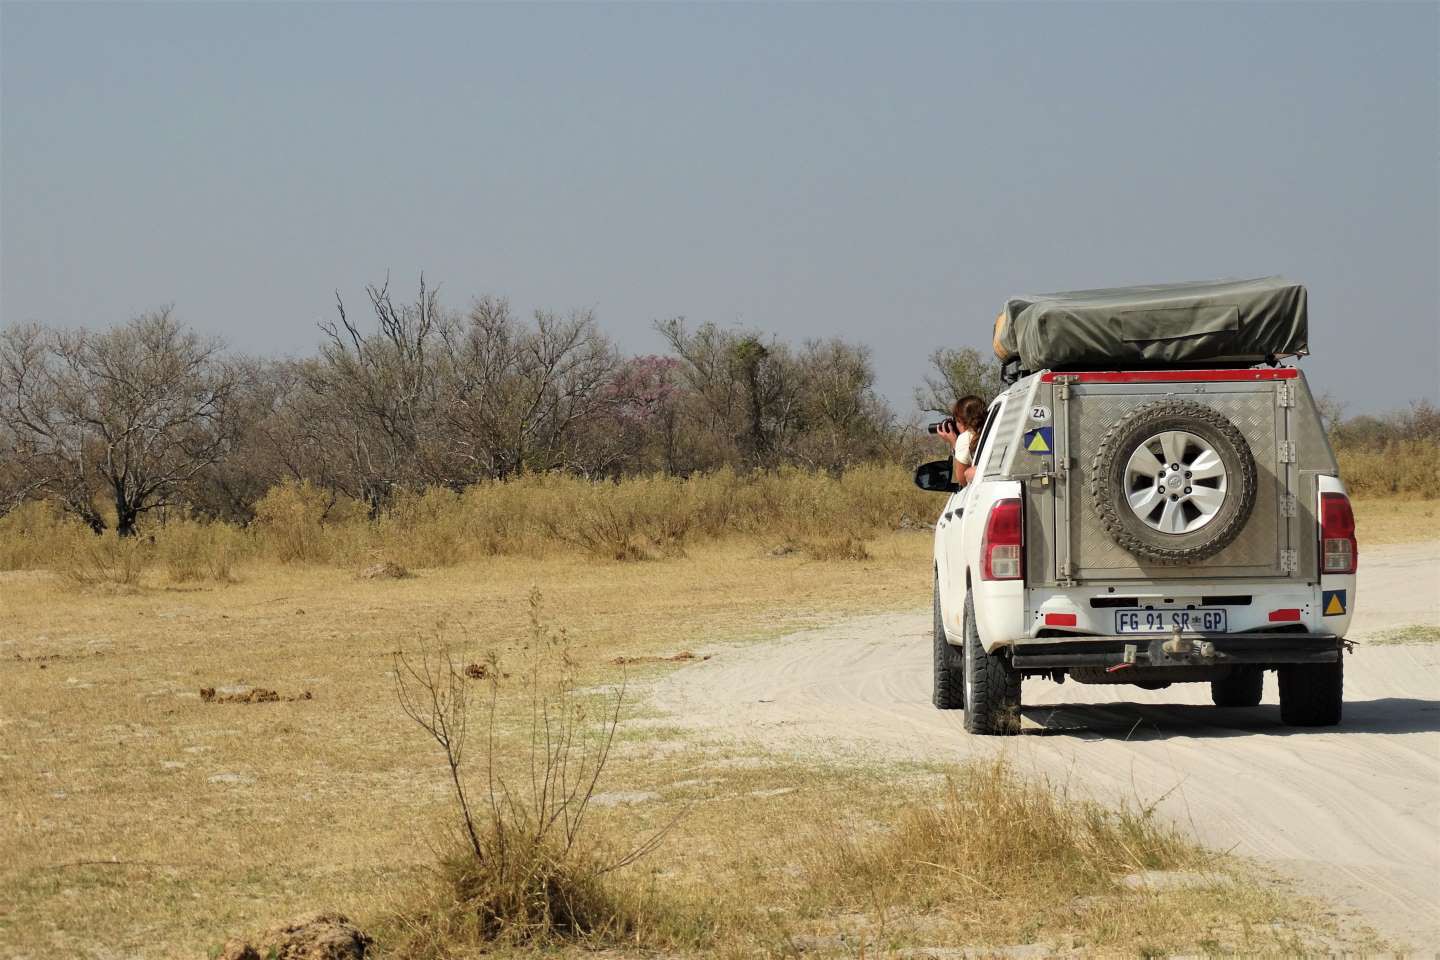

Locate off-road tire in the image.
[1210,666,1264,707]
[1278,658,1343,727]
[961,592,1021,735]
[1090,399,1258,564]
[932,571,964,710]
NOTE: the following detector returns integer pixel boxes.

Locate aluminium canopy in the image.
[997,277,1308,371]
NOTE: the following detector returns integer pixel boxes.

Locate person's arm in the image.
[953,431,976,486]
[937,423,964,481]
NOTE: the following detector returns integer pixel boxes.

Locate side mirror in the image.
[914,458,959,493]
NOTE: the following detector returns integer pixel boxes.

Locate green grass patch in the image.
[1367,624,1440,645]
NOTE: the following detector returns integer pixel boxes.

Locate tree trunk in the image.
[115,502,139,538]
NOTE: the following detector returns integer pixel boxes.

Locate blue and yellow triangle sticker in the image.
[1322,589,1346,616]
[1023,426,1053,454]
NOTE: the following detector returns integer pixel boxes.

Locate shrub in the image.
[376,487,470,568]
[540,475,695,561]
[0,501,74,570]
[387,591,675,955]
[1336,440,1440,498]
[157,517,243,583]
[252,480,368,564]
[56,528,151,588]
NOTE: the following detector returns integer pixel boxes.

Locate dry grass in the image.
[1337,440,1440,498]
[0,534,932,959]
[1,479,1418,957]
[0,466,937,575]
[0,529,1384,958]
[1350,497,1439,545]
[2,467,1430,584]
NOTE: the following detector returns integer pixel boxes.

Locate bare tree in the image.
[915,346,1004,416]
[787,338,892,471]
[657,319,802,468]
[0,309,240,535]
[439,299,620,479]
[306,276,447,507]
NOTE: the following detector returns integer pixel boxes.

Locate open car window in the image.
[972,399,1004,474]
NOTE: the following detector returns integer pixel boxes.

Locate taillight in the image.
[1319,492,1357,575]
[981,498,1024,581]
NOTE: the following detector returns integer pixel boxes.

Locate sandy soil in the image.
[653,541,1440,951]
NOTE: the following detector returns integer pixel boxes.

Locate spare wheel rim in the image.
[1123,430,1228,535]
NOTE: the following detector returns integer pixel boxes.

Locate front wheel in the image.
[1278,658,1343,727]
[961,592,1021,735]
[932,571,964,710]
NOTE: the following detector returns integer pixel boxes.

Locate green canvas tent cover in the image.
[997,277,1308,371]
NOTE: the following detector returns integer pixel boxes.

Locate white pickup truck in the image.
[918,365,1356,735]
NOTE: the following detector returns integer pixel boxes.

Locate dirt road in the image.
[652,540,1440,951]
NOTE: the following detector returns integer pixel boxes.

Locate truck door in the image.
[1051,373,1293,583]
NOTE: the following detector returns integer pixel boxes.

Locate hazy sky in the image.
[3,1,1436,413]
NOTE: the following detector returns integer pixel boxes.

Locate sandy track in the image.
[652,541,1440,951]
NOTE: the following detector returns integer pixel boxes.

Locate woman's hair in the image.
[950,395,987,433]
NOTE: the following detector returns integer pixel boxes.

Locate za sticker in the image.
[1029,404,1051,423]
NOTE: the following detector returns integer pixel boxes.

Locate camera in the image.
[927,417,957,435]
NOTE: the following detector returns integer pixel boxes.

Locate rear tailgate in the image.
[1004,369,1335,587]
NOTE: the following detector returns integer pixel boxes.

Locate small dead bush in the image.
[200,686,312,704]
[542,476,693,561]
[375,487,469,568]
[800,535,872,562]
[56,528,151,588]
[359,560,410,580]
[253,480,367,564]
[387,590,677,955]
[158,517,241,583]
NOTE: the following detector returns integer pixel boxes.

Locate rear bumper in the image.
[1010,633,1341,669]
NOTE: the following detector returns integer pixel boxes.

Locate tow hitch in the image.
[1160,624,1217,661]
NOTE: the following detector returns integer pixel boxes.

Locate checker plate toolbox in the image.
[991,369,1339,587]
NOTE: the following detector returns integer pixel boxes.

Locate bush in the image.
[387,591,674,955]
[540,475,695,561]
[1,464,939,573]
[1336,440,1440,498]
[252,480,368,564]
[156,517,243,583]
[0,501,74,570]
[56,528,151,588]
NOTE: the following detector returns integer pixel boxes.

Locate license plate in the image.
[1114,608,1227,634]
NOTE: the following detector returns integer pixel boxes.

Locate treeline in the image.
[2,278,1432,538]
[0,278,994,535]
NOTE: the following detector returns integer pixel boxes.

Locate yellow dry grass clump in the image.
[0,465,937,579]
[2,463,1431,588]
[1337,440,1440,499]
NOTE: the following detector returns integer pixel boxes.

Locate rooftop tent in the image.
[996,277,1308,371]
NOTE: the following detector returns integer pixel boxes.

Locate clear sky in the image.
[3,1,1436,413]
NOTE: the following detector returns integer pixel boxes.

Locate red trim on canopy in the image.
[1038,369,1299,384]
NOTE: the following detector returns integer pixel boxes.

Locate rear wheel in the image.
[1278,658,1343,727]
[961,593,1021,735]
[932,571,964,710]
[1210,666,1264,707]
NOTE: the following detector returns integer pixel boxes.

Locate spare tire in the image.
[1089,399,1257,564]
